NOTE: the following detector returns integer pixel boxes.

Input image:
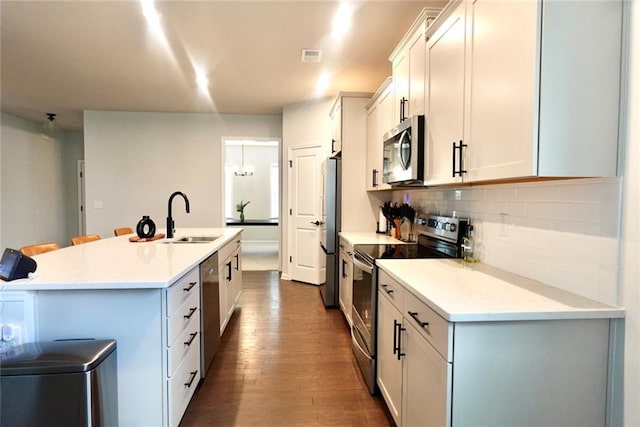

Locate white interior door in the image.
[288,145,324,285]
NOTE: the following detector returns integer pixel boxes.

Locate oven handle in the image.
[352,253,374,274]
[352,324,373,358]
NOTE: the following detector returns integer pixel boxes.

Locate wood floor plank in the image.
[180,271,392,426]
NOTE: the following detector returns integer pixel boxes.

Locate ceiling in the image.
[1,0,446,129]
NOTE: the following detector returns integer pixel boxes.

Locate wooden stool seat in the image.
[114,227,134,236]
[20,242,60,256]
[71,234,101,246]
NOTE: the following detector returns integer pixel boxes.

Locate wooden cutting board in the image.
[128,233,166,242]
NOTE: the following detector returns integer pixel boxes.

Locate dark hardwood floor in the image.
[180,270,393,426]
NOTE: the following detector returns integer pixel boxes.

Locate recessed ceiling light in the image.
[332,3,353,40]
[301,49,323,63]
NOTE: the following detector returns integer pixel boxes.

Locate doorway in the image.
[223,137,280,271]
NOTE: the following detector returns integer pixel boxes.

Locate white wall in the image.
[0,113,84,249]
[281,98,333,278]
[83,111,281,238]
[621,1,640,424]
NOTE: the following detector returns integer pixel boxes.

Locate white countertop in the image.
[339,232,407,246]
[4,228,241,291]
[376,259,624,322]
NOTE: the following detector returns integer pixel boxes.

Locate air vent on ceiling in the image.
[301,49,323,63]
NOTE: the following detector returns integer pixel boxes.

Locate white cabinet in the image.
[389,8,440,126]
[218,235,243,335]
[377,279,404,426]
[425,0,622,185]
[424,1,466,186]
[331,92,376,232]
[365,78,393,191]
[34,266,203,426]
[376,267,612,426]
[338,237,353,326]
[330,102,342,156]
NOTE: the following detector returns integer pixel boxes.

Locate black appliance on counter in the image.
[319,156,341,307]
[351,214,468,394]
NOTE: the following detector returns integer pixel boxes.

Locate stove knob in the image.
[443,223,450,231]
[450,223,457,232]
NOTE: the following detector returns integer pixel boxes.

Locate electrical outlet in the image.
[500,213,509,237]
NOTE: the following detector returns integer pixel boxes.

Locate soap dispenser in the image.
[462,224,477,263]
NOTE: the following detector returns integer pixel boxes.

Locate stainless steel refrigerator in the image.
[319,156,341,307]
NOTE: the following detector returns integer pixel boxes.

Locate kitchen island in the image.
[2,228,242,427]
[376,258,624,426]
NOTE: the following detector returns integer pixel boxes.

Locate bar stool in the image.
[113,227,133,236]
[19,243,60,256]
[71,234,101,246]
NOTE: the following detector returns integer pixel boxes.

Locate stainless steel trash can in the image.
[0,339,118,427]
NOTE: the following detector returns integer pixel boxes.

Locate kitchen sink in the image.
[163,236,220,243]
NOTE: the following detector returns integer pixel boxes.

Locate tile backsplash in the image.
[392,177,621,305]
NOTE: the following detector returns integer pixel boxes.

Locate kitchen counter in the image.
[376,258,624,322]
[339,231,406,246]
[7,228,240,291]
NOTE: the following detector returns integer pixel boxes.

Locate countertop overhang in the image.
[377,258,625,322]
[4,228,241,291]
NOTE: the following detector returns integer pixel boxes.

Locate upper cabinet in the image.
[425,0,623,185]
[330,101,343,156]
[389,8,441,126]
[366,77,393,191]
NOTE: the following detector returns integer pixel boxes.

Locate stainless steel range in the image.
[351,214,468,394]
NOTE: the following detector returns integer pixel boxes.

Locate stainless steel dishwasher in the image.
[200,252,220,377]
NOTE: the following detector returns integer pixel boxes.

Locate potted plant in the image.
[236,200,250,223]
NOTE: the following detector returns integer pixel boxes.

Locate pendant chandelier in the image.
[234,142,254,176]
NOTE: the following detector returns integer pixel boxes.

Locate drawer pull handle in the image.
[184,370,198,388]
[183,307,197,319]
[184,332,198,346]
[408,311,429,329]
[183,281,197,292]
[381,284,394,295]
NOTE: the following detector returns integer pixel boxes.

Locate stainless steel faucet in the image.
[166,191,190,239]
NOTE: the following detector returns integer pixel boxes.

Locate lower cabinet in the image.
[338,238,353,326]
[219,235,243,335]
[377,268,612,427]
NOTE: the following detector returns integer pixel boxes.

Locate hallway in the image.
[180,271,392,426]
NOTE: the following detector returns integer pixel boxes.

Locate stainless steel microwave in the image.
[382,115,425,185]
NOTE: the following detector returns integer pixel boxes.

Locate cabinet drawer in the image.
[218,238,240,264]
[404,290,452,361]
[339,237,353,254]
[378,269,404,312]
[167,288,200,343]
[167,311,200,377]
[167,268,199,317]
[168,336,201,427]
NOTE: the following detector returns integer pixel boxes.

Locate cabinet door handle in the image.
[331,138,336,153]
[381,284,394,295]
[234,254,239,271]
[372,169,378,187]
[183,281,197,292]
[184,332,198,346]
[184,370,199,388]
[400,97,408,122]
[452,140,467,177]
[397,323,406,360]
[226,261,232,281]
[408,311,429,329]
[183,307,197,320]
[393,319,400,356]
[452,141,456,177]
[342,259,347,278]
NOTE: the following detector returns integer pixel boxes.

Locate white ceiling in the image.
[1,0,446,129]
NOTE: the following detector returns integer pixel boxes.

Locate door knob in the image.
[310,220,322,226]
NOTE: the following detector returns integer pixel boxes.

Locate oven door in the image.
[351,251,377,394]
